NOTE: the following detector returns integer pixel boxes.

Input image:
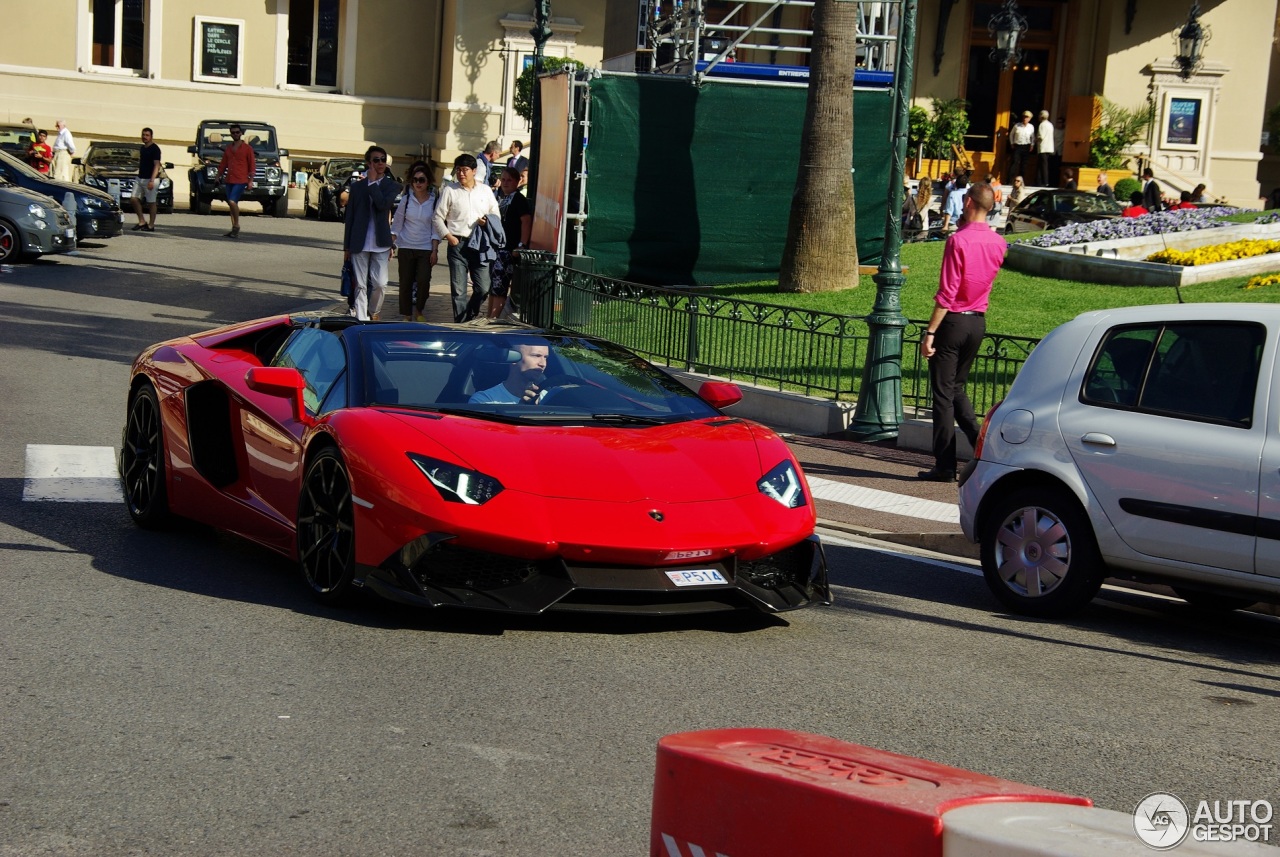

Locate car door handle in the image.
[1081,432,1116,447]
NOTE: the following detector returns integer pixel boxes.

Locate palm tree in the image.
[778,0,860,293]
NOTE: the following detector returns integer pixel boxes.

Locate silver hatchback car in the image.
[959,303,1280,617]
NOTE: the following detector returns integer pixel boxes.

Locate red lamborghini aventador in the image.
[119,313,830,615]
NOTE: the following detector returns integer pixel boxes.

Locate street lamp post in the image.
[528,1,553,203]
[848,0,919,441]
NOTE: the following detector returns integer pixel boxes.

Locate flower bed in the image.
[1147,239,1280,266]
[1017,207,1243,248]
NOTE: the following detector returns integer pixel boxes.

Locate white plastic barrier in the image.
[943,802,1280,856]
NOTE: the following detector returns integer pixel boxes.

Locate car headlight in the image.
[84,176,104,188]
[408,454,504,505]
[266,166,281,183]
[205,164,219,179]
[758,460,806,509]
[27,204,47,218]
[158,177,171,190]
[81,196,107,212]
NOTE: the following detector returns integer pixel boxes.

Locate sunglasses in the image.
[412,176,429,183]
[369,156,387,163]
[455,166,474,173]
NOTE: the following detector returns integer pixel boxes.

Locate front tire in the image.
[0,217,18,263]
[121,383,172,528]
[980,485,1104,618]
[297,447,357,605]
[195,194,212,216]
[271,195,289,218]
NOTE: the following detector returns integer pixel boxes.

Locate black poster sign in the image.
[195,18,242,83]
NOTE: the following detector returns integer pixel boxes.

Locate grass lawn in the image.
[713,233,1280,340]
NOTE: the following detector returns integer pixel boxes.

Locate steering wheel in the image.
[528,374,583,405]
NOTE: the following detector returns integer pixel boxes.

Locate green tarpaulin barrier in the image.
[582,74,893,286]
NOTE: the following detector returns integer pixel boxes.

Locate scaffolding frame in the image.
[645,0,902,82]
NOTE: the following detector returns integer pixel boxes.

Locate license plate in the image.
[64,228,75,239]
[665,568,728,587]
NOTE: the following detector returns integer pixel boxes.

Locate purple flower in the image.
[1018,207,1251,248]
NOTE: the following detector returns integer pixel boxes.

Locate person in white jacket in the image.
[433,154,501,322]
[391,160,439,321]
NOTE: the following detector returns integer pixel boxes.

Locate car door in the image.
[1008,191,1051,233]
[1250,340,1280,578]
[242,327,349,529]
[1057,322,1266,573]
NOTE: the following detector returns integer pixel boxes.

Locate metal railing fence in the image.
[545,265,1039,417]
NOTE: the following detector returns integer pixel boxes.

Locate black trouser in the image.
[1037,152,1053,186]
[1008,144,1030,182]
[929,313,985,472]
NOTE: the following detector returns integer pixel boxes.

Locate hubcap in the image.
[993,505,1071,597]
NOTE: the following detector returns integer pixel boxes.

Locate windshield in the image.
[1070,194,1123,214]
[327,159,365,176]
[0,150,45,180]
[359,331,722,425]
[201,124,277,153]
[87,146,140,166]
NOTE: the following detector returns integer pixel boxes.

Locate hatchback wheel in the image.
[121,384,172,528]
[297,448,357,605]
[980,486,1104,618]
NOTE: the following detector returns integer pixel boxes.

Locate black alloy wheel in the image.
[297,447,357,605]
[121,383,172,528]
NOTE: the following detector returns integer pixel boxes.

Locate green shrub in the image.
[1114,177,1142,202]
[514,57,586,122]
[1087,98,1152,170]
[923,98,969,159]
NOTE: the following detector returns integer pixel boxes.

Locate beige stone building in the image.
[0,1,604,203]
[605,0,1280,206]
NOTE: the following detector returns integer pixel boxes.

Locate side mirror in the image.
[72,157,82,165]
[699,381,743,410]
[279,149,289,157]
[163,162,174,169]
[245,367,315,426]
[187,145,198,154]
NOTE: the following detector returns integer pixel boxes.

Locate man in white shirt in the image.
[1035,109,1055,186]
[434,153,502,322]
[52,119,77,183]
[1007,111,1034,184]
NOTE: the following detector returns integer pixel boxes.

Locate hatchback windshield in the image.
[360,331,722,424]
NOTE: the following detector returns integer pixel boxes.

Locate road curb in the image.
[818,518,979,560]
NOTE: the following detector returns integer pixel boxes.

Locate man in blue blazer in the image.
[343,146,401,320]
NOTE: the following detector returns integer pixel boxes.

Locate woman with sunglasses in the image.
[432,153,502,322]
[391,160,440,321]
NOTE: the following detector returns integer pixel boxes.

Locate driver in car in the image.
[469,342,549,404]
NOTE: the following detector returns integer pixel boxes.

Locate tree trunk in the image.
[778,0,860,293]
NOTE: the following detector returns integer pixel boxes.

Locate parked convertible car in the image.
[304,157,367,221]
[1003,189,1122,235]
[959,303,1280,618]
[0,150,122,241]
[76,142,175,213]
[121,315,830,616]
[0,178,76,262]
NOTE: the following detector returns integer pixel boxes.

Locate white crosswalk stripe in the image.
[23,444,123,503]
[807,475,959,524]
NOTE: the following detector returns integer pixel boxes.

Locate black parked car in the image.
[75,142,175,214]
[0,150,122,241]
[1004,189,1123,235]
[0,177,76,263]
[303,157,367,221]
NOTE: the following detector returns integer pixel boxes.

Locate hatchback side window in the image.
[272,328,347,415]
[1083,323,1264,427]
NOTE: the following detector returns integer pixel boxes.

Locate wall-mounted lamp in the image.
[1175,1,1210,79]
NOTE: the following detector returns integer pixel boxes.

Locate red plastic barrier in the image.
[651,729,1091,857]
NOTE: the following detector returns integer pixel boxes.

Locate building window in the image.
[287,0,340,87]
[92,0,145,71]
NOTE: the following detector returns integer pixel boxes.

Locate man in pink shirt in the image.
[918,182,1006,481]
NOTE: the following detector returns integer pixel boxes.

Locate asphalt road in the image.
[1,214,1277,856]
